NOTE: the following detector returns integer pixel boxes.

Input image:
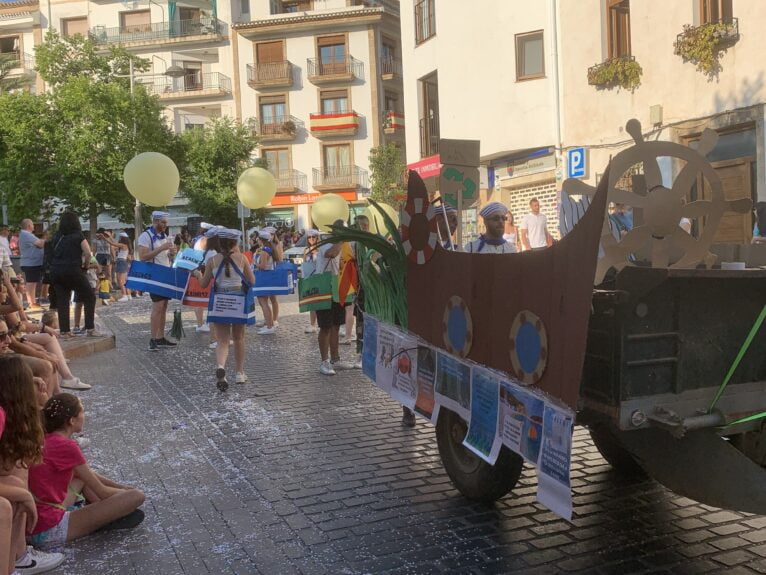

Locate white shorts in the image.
[28,511,70,551]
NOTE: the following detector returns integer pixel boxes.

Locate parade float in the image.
[331,120,766,520]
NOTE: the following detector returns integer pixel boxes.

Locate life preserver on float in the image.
[400,197,438,265]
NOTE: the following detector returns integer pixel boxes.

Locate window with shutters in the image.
[414,0,435,45]
[317,35,347,75]
[701,0,733,23]
[264,148,290,177]
[120,10,151,34]
[256,41,284,64]
[322,144,352,182]
[607,0,631,58]
[320,89,349,114]
[0,36,20,56]
[259,95,287,134]
[281,0,312,13]
[516,30,545,80]
[62,17,88,38]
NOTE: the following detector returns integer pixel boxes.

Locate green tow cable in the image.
[708,303,766,421]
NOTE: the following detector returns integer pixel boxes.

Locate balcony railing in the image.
[0,51,34,73]
[246,61,293,88]
[675,17,739,54]
[253,115,303,141]
[383,110,404,133]
[380,57,401,79]
[587,54,642,90]
[271,169,307,192]
[309,111,360,137]
[419,116,439,158]
[307,56,363,84]
[313,166,368,189]
[89,17,224,45]
[138,72,232,98]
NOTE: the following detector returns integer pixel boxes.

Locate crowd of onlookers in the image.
[0,216,145,575]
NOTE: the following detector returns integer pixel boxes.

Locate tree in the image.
[0,53,33,94]
[368,143,406,209]
[180,118,259,228]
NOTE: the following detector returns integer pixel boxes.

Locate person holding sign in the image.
[193,228,254,389]
[138,211,177,352]
[465,202,517,254]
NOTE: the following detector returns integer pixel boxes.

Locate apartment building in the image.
[0,0,41,93]
[560,0,765,243]
[230,0,403,229]
[399,0,563,239]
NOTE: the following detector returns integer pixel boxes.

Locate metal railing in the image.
[312,165,368,188]
[89,17,224,45]
[254,114,303,137]
[0,51,33,71]
[380,57,401,77]
[674,16,739,54]
[419,116,439,158]
[246,61,293,85]
[137,72,232,96]
[587,54,635,86]
[307,56,363,80]
[414,0,435,44]
[271,169,307,191]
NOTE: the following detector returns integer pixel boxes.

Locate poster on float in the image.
[498,381,545,464]
[390,334,418,409]
[414,345,438,423]
[537,404,574,520]
[463,367,502,464]
[434,351,471,421]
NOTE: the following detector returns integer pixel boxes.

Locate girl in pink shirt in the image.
[27,394,145,549]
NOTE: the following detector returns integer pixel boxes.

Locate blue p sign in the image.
[567,147,586,179]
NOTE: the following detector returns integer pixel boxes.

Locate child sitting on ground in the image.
[27,394,145,550]
[0,355,65,574]
[41,310,59,335]
[97,273,112,306]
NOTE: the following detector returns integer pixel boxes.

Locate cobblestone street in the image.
[51,296,766,575]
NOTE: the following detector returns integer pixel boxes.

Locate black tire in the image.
[435,408,523,503]
[589,424,646,477]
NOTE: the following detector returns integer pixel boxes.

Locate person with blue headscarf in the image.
[464,202,517,254]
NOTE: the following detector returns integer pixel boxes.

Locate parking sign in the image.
[567,147,587,179]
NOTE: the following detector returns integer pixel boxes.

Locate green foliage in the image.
[0,53,32,94]
[179,118,258,228]
[587,56,642,91]
[674,21,739,77]
[318,201,407,328]
[35,30,149,87]
[368,143,406,209]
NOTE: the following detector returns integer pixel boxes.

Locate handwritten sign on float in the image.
[173,248,205,271]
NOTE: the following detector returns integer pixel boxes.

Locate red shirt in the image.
[28,433,86,534]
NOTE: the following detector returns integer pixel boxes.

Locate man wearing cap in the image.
[437,204,459,251]
[464,202,517,254]
[520,198,553,251]
[138,211,177,351]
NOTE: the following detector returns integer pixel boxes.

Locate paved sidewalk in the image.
[50,297,766,575]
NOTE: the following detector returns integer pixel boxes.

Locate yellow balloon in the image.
[237,167,277,209]
[364,203,399,235]
[123,152,179,207]
[311,193,350,232]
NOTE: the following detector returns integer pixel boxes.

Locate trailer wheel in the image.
[436,408,523,503]
[589,425,646,477]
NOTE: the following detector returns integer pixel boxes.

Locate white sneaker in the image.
[257,326,276,335]
[61,378,92,390]
[304,326,318,334]
[196,323,210,333]
[117,295,129,302]
[340,336,356,345]
[273,321,279,328]
[319,360,336,376]
[332,359,355,371]
[15,546,65,573]
[255,320,266,328]
[209,341,218,349]
[353,357,363,369]
[235,372,247,384]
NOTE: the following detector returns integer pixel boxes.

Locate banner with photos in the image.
[362,314,574,520]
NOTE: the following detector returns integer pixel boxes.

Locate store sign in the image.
[407,154,442,180]
[270,191,358,206]
[497,151,556,180]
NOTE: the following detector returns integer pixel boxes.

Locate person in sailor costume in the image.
[436,203,459,251]
[464,202,518,254]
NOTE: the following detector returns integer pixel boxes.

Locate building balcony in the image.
[307,56,363,85]
[272,169,307,193]
[380,57,401,80]
[310,111,360,138]
[253,115,303,142]
[0,51,34,75]
[138,72,232,101]
[383,110,404,135]
[312,165,368,191]
[246,61,293,89]
[88,17,225,48]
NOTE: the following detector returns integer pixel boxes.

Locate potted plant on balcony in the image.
[587,56,642,92]
[281,120,297,136]
[674,20,739,77]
